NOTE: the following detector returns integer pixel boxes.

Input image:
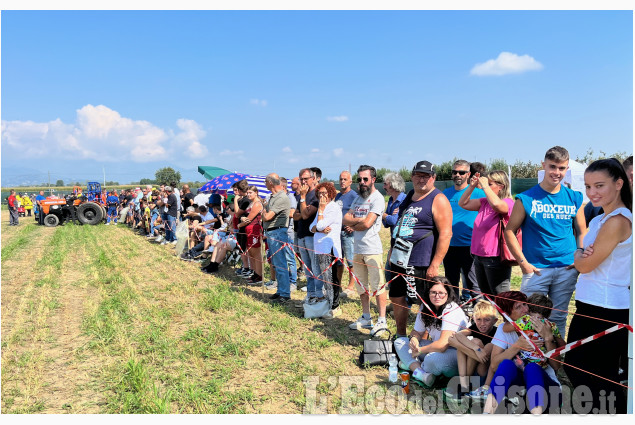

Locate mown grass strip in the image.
[1,222,39,261]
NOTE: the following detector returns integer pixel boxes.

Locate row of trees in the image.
[41,148,630,189]
[350,149,631,182]
[54,180,120,187]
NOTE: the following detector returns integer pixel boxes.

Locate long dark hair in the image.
[420,276,459,329]
[586,158,632,212]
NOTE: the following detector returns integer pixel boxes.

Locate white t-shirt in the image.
[200,211,215,229]
[310,201,342,256]
[349,189,385,255]
[194,193,210,207]
[413,302,468,341]
[491,325,561,386]
[173,188,181,210]
[576,207,632,309]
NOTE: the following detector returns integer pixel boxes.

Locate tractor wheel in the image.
[44,214,60,227]
[101,206,107,223]
[77,202,104,225]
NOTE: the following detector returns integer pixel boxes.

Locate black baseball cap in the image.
[412,161,435,174]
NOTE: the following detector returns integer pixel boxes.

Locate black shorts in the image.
[388,264,429,304]
[237,232,247,252]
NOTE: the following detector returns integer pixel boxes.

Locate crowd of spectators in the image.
[6,147,632,414]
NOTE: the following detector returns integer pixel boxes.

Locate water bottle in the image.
[388,354,398,383]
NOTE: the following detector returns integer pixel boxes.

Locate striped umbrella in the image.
[216,175,293,199]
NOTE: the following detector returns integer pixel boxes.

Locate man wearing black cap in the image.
[389,160,453,337]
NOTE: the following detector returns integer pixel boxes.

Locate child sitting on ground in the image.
[501,293,565,370]
[448,300,499,399]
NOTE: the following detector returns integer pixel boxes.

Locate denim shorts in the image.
[338,231,354,267]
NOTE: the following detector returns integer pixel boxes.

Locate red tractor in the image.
[38,182,106,227]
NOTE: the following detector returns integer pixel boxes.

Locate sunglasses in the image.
[452,170,468,175]
[357,177,371,183]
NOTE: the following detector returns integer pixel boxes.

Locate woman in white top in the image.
[565,158,632,414]
[394,276,468,387]
[310,182,343,316]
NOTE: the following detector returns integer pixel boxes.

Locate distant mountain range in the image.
[1,163,205,188]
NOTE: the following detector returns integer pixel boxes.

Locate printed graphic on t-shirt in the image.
[353,200,373,218]
[393,206,422,239]
[529,200,577,220]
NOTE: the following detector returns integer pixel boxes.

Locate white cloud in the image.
[173,119,209,159]
[327,116,349,122]
[333,148,344,157]
[250,98,268,107]
[1,104,209,162]
[311,148,320,153]
[282,146,292,153]
[219,149,245,156]
[470,52,544,76]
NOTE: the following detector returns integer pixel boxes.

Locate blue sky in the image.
[1,9,633,186]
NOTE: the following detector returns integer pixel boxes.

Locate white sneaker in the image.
[301,286,307,292]
[370,320,388,336]
[170,240,178,245]
[160,240,168,245]
[290,284,297,292]
[412,368,436,387]
[105,222,110,226]
[349,316,373,330]
[264,280,277,289]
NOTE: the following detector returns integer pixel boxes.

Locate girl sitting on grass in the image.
[447,300,498,399]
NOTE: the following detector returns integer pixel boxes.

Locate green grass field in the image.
[1,211,578,414]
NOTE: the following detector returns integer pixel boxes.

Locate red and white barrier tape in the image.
[484,293,543,357]
[544,323,633,359]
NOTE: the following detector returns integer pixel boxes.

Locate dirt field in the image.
[1,210,577,414]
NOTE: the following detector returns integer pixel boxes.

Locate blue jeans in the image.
[520,266,578,336]
[491,360,561,412]
[338,231,354,267]
[298,236,322,298]
[150,213,159,234]
[266,228,291,298]
[285,244,297,285]
[165,214,177,242]
[394,337,459,377]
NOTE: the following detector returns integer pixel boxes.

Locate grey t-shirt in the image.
[349,189,385,255]
[263,190,290,230]
[287,192,298,230]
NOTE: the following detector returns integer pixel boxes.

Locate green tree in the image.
[375,167,394,183]
[488,158,509,173]
[139,178,156,186]
[511,160,541,179]
[435,159,455,181]
[575,148,631,165]
[398,166,412,182]
[154,167,181,185]
[55,179,65,187]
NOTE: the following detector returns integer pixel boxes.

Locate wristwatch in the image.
[300,199,306,203]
